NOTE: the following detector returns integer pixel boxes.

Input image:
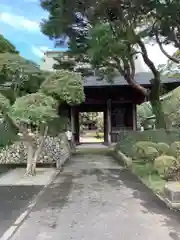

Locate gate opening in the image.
[79,112,104,143]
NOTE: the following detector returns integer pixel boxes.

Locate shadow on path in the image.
[0,185,42,237]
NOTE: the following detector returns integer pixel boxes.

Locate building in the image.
[40,51,63,71]
[41,51,180,145]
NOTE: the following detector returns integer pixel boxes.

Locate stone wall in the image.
[0,133,71,166]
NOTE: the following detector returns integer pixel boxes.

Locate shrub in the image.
[156,142,169,155]
[143,147,159,162]
[115,129,180,157]
[169,141,180,157]
[154,155,177,177]
[163,161,180,181]
[132,141,158,159]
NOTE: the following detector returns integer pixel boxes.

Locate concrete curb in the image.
[110,150,132,168]
[134,173,180,211]
[0,168,61,240]
[111,150,180,212]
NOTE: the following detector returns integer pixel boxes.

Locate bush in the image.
[156,142,169,155]
[143,147,159,162]
[132,141,158,159]
[154,155,177,177]
[115,129,180,157]
[169,141,180,157]
[163,161,180,181]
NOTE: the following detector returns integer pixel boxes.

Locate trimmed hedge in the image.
[115,129,180,157]
[154,155,177,177]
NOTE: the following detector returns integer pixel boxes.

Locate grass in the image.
[132,160,166,195]
[83,131,104,138]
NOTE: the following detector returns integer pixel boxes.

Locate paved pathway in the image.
[10,154,180,240]
[0,168,57,239]
[0,186,42,239]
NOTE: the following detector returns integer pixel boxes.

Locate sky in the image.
[0,0,67,64]
[0,0,177,69]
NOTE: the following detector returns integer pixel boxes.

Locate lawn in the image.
[132,161,166,195]
[84,130,104,138]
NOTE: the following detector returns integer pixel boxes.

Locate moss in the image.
[154,155,177,176]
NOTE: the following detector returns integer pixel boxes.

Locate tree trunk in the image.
[31,126,48,175]
[137,38,167,129]
[24,126,48,176]
[25,142,35,176]
[149,77,167,129]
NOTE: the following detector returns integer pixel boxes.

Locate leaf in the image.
[10,92,58,125]
[41,70,85,105]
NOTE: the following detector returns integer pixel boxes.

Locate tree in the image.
[41,69,85,104]
[40,0,166,129]
[0,67,85,175]
[0,92,59,175]
[53,53,94,76]
[0,53,45,102]
[0,34,18,54]
[131,0,180,64]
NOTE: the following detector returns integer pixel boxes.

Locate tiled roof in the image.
[83,72,180,87]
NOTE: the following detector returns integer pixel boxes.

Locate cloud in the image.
[0,12,39,32]
[31,45,50,57]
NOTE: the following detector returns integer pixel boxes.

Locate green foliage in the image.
[0,34,18,54]
[0,118,18,148]
[137,86,180,128]
[41,70,85,105]
[156,142,169,155]
[137,102,153,128]
[115,129,180,157]
[169,141,180,158]
[162,87,180,127]
[53,53,94,76]
[0,53,40,75]
[0,93,18,148]
[132,161,166,194]
[132,141,158,160]
[0,93,11,112]
[144,147,159,162]
[0,53,45,102]
[48,116,68,137]
[40,0,147,83]
[163,161,180,181]
[150,1,180,50]
[80,112,99,129]
[154,155,177,177]
[132,141,170,161]
[10,92,58,125]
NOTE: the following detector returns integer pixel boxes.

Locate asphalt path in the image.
[0,185,42,238]
[10,154,180,240]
